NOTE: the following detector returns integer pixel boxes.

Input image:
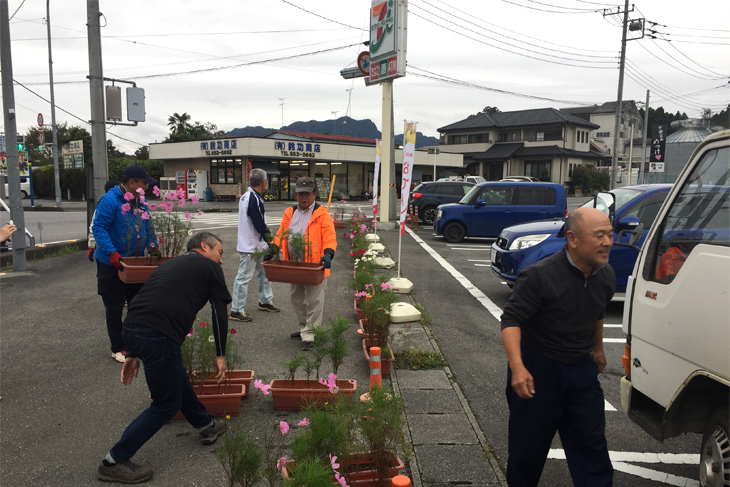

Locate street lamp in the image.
[428,148,439,181]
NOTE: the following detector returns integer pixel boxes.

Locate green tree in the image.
[135,145,150,160]
[167,112,192,136]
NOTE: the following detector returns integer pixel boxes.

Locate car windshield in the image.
[470,176,486,184]
[411,183,425,193]
[580,187,644,214]
[460,185,482,204]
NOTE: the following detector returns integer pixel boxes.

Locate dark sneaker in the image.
[199,418,227,445]
[258,302,280,312]
[290,331,301,340]
[301,341,314,352]
[230,311,252,322]
[97,459,153,484]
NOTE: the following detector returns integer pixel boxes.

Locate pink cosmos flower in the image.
[199,321,206,327]
[177,188,186,199]
[349,234,354,240]
[152,186,161,197]
[355,291,368,298]
[186,328,193,337]
[178,198,186,208]
[148,203,157,211]
[254,379,271,395]
[297,418,309,427]
[329,453,340,470]
[279,421,289,435]
[197,211,203,216]
[133,208,143,216]
[191,195,199,204]
[230,329,237,334]
[380,282,392,291]
[360,224,367,231]
[121,203,131,214]
[158,235,165,245]
[276,456,287,472]
[185,211,191,220]
[164,201,174,213]
[136,187,145,196]
[318,373,339,394]
[141,212,150,220]
[124,192,134,201]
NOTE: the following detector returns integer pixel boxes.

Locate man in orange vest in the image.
[267,177,337,351]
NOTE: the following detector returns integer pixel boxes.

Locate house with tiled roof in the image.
[561,101,644,159]
[437,108,607,184]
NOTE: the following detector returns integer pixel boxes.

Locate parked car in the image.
[433,182,567,243]
[409,181,475,225]
[490,184,672,295]
[500,176,540,182]
[437,176,486,184]
[3,176,30,199]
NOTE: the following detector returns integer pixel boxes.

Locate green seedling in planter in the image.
[182,320,244,387]
[310,327,330,380]
[302,357,315,382]
[284,353,307,386]
[283,456,333,487]
[328,315,351,375]
[358,385,407,485]
[287,231,310,263]
[349,268,376,294]
[217,424,262,487]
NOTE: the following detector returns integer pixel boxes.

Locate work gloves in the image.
[109,251,123,269]
[263,244,279,262]
[319,254,332,269]
[87,248,95,262]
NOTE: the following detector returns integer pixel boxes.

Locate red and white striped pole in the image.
[369,346,382,390]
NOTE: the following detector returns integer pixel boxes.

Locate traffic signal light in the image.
[16,135,24,151]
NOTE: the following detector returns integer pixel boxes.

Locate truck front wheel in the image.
[700,407,730,487]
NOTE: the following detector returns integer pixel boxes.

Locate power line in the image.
[409,10,615,69]
[280,0,366,31]
[8,0,27,20]
[499,0,599,14]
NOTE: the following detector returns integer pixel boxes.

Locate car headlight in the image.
[436,209,442,219]
[508,234,551,250]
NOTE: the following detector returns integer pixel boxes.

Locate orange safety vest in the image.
[273,203,337,277]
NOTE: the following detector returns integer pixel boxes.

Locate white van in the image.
[3,176,31,199]
[618,129,729,486]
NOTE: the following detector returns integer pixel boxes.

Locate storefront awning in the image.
[252,161,281,175]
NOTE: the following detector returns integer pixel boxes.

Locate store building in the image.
[149,130,463,201]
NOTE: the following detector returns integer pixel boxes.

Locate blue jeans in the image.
[231,252,273,312]
[110,324,212,461]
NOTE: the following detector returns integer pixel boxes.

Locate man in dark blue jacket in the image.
[501,207,615,487]
[92,165,158,363]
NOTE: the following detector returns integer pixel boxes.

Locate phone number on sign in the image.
[278,151,315,158]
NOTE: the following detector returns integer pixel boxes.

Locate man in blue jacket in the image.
[92,165,158,363]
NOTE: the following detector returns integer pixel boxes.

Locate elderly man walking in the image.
[501,207,616,487]
[230,168,279,322]
[267,177,336,351]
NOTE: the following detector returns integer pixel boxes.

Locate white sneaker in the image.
[112,351,127,363]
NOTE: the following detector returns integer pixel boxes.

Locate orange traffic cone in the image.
[391,474,411,486]
[369,346,382,390]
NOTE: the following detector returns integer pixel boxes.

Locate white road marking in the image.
[446,244,492,249]
[548,450,699,486]
[605,399,617,411]
[406,227,503,321]
[473,264,490,267]
[604,338,626,343]
[468,259,490,262]
[604,324,623,328]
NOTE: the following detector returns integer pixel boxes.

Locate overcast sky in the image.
[4,0,729,154]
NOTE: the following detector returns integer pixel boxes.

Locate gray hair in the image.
[249,168,267,187]
[564,211,584,237]
[187,231,221,251]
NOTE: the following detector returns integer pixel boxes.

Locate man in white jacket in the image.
[230,168,279,322]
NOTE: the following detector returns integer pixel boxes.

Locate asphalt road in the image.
[9,199,703,486]
[399,228,700,487]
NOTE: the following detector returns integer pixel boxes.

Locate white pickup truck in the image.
[618,129,730,487]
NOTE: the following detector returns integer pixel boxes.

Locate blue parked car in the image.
[434,182,567,243]
[490,184,672,296]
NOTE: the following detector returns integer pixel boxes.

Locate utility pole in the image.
[604,0,632,190]
[46,0,61,207]
[86,0,108,231]
[1,0,28,270]
[639,90,650,184]
[278,97,285,128]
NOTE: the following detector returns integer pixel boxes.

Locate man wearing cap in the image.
[93,165,159,363]
[267,177,336,351]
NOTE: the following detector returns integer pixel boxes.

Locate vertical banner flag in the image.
[399,122,417,235]
[651,124,666,163]
[373,139,381,216]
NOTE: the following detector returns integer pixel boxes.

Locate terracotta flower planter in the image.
[334,221,346,229]
[171,383,245,420]
[268,378,357,411]
[262,260,325,286]
[118,256,173,284]
[363,340,395,379]
[281,451,404,486]
[190,370,255,399]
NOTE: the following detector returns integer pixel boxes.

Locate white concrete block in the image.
[365,233,380,243]
[368,242,386,253]
[374,256,395,269]
[389,277,413,294]
[390,302,421,323]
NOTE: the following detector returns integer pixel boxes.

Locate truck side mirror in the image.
[476,198,486,208]
[615,216,644,249]
[594,192,616,223]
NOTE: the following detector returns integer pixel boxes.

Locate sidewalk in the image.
[0,201,507,486]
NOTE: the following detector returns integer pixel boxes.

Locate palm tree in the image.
[167,112,191,136]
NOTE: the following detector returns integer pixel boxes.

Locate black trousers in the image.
[505,346,613,487]
[96,261,143,353]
